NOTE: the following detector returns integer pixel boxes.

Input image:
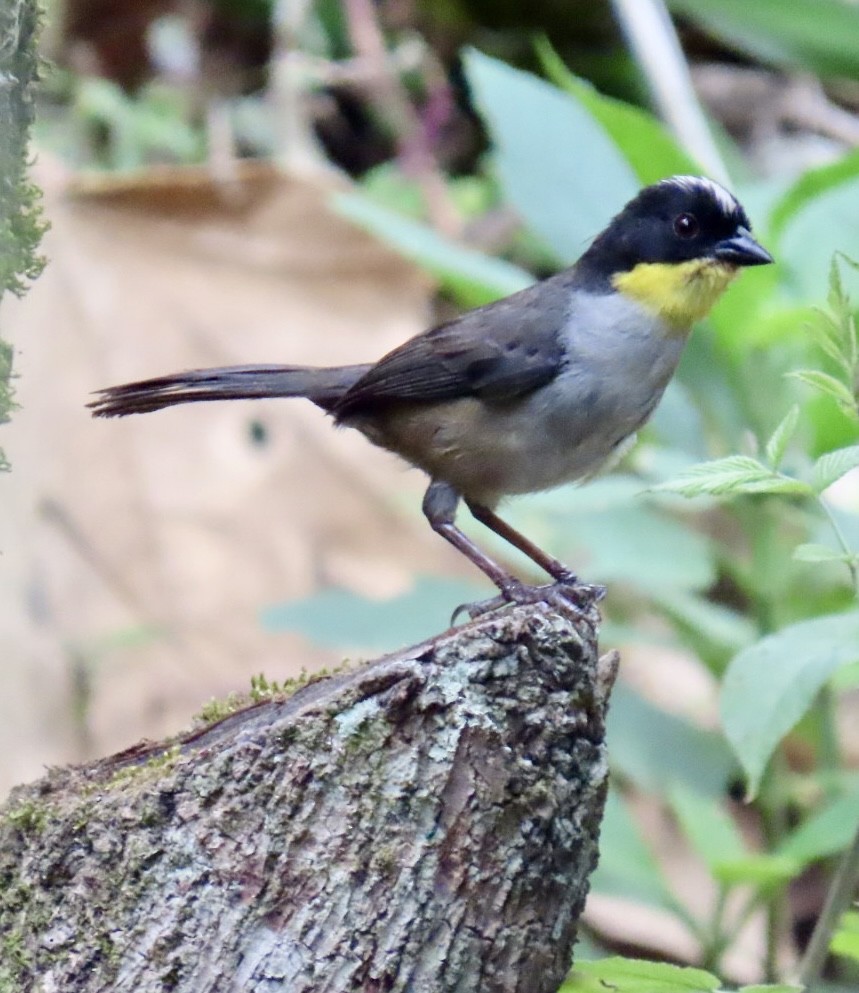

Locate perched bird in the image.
[90,176,772,613]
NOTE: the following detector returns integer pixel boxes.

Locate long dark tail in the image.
[88,363,371,418]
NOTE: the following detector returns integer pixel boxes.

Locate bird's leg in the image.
[465,499,606,606]
[465,499,577,584]
[422,481,524,599]
[422,481,603,623]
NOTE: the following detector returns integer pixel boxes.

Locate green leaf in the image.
[589,790,677,910]
[503,500,716,592]
[650,589,757,664]
[653,455,813,499]
[778,789,859,865]
[788,370,857,416]
[667,785,746,872]
[607,686,734,797]
[534,36,700,184]
[666,0,859,78]
[807,310,853,376]
[778,178,859,304]
[770,149,859,242]
[764,405,800,469]
[831,910,859,963]
[792,543,852,564]
[464,49,638,263]
[713,853,799,887]
[722,611,859,797]
[665,789,794,888]
[812,445,859,492]
[260,576,488,652]
[563,957,720,993]
[331,192,534,308]
[738,986,803,993]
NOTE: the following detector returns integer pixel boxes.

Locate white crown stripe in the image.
[660,175,739,216]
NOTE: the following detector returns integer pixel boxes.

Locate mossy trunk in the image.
[0,602,616,993]
[0,0,46,459]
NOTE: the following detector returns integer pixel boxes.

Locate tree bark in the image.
[0,601,616,993]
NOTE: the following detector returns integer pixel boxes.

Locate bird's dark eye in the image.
[673,213,699,239]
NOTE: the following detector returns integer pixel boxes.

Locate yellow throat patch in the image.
[612,258,738,331]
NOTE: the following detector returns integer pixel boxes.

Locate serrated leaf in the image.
[828,255,848,319]
[807,312,853,374]
[563,957,720,993]
[837,253,859,274]
[653,455,812,498]
[722,611,859,797]
[764,406,800,469]
[790,370,857,413]
[812,445,859,492]
[792,543,851,564]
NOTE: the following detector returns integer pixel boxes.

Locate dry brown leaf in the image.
[0,158,476,791]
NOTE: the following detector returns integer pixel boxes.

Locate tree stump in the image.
[0,601,616,993]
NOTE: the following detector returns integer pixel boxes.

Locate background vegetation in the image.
[16,0,859,989]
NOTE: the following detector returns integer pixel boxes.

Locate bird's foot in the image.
[450,576,605,626]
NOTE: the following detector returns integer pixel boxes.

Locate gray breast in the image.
[503,291,688,492]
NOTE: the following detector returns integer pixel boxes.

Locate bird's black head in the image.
[577,175,772,290]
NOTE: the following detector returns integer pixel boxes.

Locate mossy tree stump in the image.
[0,602,616,993]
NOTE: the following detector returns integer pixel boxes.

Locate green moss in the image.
[98,931,120,967]
[68,744,183,823]
[249,665,352,701]
[2,799,49,835]
[103,745,182,790]
[0,930,31,992]
[193,663,355,728]
[373,844,400,877]
[1,930,26,964]
[194,692,245,725]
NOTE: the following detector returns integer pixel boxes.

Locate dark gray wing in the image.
[335,272,575,418]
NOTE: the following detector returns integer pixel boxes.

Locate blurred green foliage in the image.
[666,0,859,79]
[269,10,859,986]
[49,0,859,986]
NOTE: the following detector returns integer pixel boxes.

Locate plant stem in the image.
[815,685,841,779]
[818,495,859,598]
[797,821,859,988]
[759,756,791,982]
[700,884,730,972]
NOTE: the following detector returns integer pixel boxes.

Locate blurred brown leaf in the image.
[0,158,461,792]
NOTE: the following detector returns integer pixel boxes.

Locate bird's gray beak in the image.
[714,226,773,266]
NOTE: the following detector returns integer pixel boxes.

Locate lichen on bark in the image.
[0,602,616,993]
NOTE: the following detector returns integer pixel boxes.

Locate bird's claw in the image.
[450,575,605,627]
